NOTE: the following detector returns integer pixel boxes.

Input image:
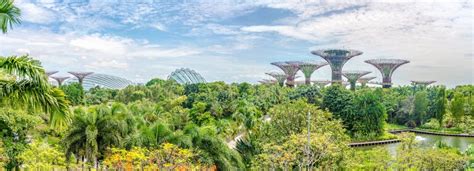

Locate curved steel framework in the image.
[46,71,58,76]
[311,49,363,84]
[365,59,409,88]
[168,68,206,85]
[298,61,328,85]
[68,71,94,85]
[342,71,371,91]
[65,73,134,90]
[411,80,436,86]
[51,76,69,86]
[312,80,332,88]
[270,61,301,87]
[265,72,286,87]
[358,76,376,87]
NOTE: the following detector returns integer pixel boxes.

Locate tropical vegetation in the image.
[0,1,473,169]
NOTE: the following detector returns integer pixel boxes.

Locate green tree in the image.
[450,92,465,124]
[0,109,41,170]
[183,124,244,169]
[18,140,67,169]
[352,89,386,139]
[413,91,428,125]
[61,82,84,106]
[0,55,70,128]
[0,0,21,34]
[395,132,466,170]
[322,85,354,132]
[428,87,446,126]
[288,85,321,105]
[63,104,128,168]
[84,86,117,105]
[253,132,350,169]
[344,147,392,170]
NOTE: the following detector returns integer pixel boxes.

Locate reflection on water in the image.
[356,133,474,154]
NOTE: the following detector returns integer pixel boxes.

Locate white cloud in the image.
[241,25,318,41]
[15,1,57,24]
[240,1,473,86]
[150,23,167,31]
[3,0,472,85]
[0,29,206,82]
[69,34,130,55]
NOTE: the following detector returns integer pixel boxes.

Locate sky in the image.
[0,0,472,87]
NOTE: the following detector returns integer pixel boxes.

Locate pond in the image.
[356,133,474,154]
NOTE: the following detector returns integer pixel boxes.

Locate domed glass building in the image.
[168,68,206,85]
[64,73,134,90]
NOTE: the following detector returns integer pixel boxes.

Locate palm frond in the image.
[0,55,70,128]
[0,0,21,33]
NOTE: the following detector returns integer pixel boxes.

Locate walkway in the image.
[389,129,474,137]
[349,139,401,147]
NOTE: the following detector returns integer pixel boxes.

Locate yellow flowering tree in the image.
[103,147,148,170]
[149,143,194,170]
[17,140,67,169]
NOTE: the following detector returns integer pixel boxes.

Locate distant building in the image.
[168,68,206,85]
[64,73,134,90]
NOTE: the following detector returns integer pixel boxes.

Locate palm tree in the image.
[0,0,21,34]
[0,55,70,128]
[63,104,127,169]
[184,124,244,169]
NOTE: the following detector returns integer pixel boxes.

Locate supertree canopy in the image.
[50,76,69,86]
[168,68,206,85]
[411,80,436,86]
[311,49,363,84]
[312,80,332,88]
[365,59,409,88]
[265,72,287,86]
[46,71,58,76]
[342,71,371,91]
[358,76,376,87]
[270,61,302,87]
[68,71,94,85]
[298,61,328,85]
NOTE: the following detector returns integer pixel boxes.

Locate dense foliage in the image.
[1,56,473,170]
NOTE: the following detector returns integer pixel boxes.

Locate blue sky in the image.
[0,0,472,87]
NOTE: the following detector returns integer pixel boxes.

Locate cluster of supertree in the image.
[46,71,94,86]
[262,48,430,90]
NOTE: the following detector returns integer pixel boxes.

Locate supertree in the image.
[270,61,301,87]
[342,71,371,91]
[358,76,376,87]
[312,80,331,88]
[265,72,287,87]
[298,61,328,85]
[311,49,363,84]
[68,71,94,85]
[46,71,58,76]
[51,76,69,86]
[365,59,409,88]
